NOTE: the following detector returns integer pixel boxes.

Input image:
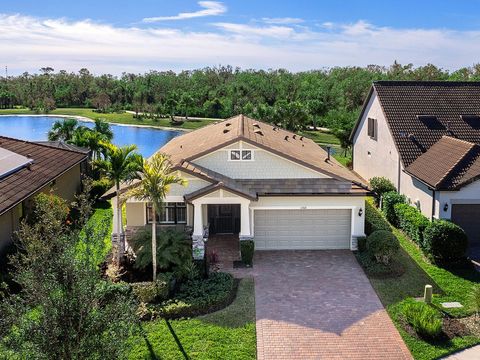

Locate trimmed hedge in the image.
[423,220,468,264]
[394,203,430,247]
[365,200,391,235]
[357,236,367,253]
[157,272,236,319]
[382,191,407,226]
[240,240,255,266]
[367,230,399,265]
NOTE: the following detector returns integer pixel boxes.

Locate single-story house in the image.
[0,136,89,254]
[119,115,368,255]
[350,81,480,257]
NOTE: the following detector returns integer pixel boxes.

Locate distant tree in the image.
[93,118,113,141]
[165,97,178,121]
[180,93,194,119]
[93,93,111,113]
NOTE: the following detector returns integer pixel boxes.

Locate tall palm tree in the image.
[94,142,143,262]
[47,118,78,141]
[127,153,186,280]
[70,126,107,160]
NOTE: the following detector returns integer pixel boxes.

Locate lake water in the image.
[0,116,182,157]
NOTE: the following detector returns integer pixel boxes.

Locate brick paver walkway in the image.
[254,250,412,360]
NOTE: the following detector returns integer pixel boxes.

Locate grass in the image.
[128,278,256,360]
[0,108,215,130]
[299,130,340,145]
[358,202,480,359]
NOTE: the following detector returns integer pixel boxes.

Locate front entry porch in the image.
[206,234,241,270]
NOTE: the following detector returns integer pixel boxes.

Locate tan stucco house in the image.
[351,81,480,258]
[0,136,88,254]
[119,115,368,256]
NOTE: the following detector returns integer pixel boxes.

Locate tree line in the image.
[1,63,480,132]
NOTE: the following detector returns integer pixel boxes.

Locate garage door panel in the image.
[254,209,351,250]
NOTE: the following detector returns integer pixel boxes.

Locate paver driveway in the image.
[254,250,412,360]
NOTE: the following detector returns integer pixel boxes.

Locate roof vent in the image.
[254,129,264,136]
[225,123,231,127]
[284,135,289,141]
[223,129,230,134]
[300,136,304,141]
[272,126,278,131]
[292,134,296,139]
[253,123,260,128]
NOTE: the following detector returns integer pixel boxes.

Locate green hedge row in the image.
[394,203,430,246]
[382,191,407,226]
[365,200,391,235]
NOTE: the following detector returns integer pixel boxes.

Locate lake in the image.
[0,116,182,157]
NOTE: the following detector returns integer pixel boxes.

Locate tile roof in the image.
[0,136,88,215]
[405,136,480,190]
[159,114,366,185]
[373,81,480,168]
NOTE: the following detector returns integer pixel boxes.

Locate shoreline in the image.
[0,114,192,133]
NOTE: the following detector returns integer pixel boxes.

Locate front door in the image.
[451,204,480,260]
[208,204,240,234]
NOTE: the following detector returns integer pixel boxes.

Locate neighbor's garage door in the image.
[254,209,351,250]
[451,204,480,260]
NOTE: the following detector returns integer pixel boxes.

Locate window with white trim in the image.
[229,149,253,161]
[146,202,186,224]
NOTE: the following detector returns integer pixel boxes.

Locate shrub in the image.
[130,228,192,272]
[366,230,399,264]
[365,200,391,235]
[357,236,367,252]
[403,300,443,339]
[394,203,430,246]
[382,192,407,225]
[90,177,112,200]
[370,176,396,204]
[240,240,255,266]
[423,220,468,264]
[131,277,169,304]
[159,272,235,319]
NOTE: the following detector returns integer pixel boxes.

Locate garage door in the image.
[254,209,351,250]
[451,204,480,260]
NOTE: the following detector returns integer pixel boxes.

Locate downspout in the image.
[397,155,401,192]
[431,189,436,221]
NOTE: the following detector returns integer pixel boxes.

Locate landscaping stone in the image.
[442,302,464,309]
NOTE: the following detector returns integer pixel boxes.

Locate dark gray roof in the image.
[35,141,90,154]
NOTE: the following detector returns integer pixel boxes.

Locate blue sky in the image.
[1,0,480,74]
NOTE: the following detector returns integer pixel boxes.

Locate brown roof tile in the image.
[159,114,365,185]
[0,136,88,215]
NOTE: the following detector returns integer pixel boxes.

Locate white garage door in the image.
[254,209,351,250]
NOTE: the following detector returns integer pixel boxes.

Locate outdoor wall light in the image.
[358,208,363,217]
[443,203,449,212]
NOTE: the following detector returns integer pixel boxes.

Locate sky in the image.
[1,0,480,75]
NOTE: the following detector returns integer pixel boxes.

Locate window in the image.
[146,202,186,224]
[229,149,253,161]
[367,118,377,139]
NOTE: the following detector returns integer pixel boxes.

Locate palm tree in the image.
[94,142,143,263]
[70,127,105,160]
[93,118,113,141]
[48,118,78,141]
[127,153,186,280]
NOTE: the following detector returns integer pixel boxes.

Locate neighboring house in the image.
[0,136,89,254]
[351,81,480,257]
[119,115,368,254]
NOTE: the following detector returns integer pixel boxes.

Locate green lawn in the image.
[128,278,256,360]
[0,108,215,130]
[299,130,341,145]
[359,203,480,359]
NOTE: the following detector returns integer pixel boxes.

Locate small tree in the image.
[0,191,137,359]
[48,118,78,142]
[93,93,111,113]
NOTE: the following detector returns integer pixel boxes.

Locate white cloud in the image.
[143,1,226,23]
[1,15,480,75]
[262,17,304,25]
